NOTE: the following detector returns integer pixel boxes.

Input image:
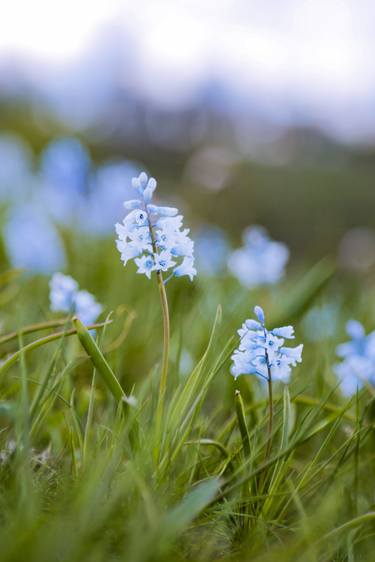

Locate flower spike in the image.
[115,171,196,282]
[231,306,303,383]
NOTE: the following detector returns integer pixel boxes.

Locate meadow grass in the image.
[0,238,374,562]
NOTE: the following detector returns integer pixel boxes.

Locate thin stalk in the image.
[265,360,273,461]
[154,270,170,457]
[145,207,171,460]
[0,320,111,377]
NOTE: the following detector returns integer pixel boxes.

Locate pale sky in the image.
[1,0,374,141]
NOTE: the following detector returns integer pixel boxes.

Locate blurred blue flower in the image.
[4,205,66,275]
[195,226,230,276]
[302,304,339,342]
[231,305,303,383]
[84,160,141,236]
[74,290,103,325]
[115,171,196,282]
[40,137,91,225]
[0,134,34,202]
[49,273,78,312]
[334,321,375,396]
[228,226,289,288]
[49,273,102,325]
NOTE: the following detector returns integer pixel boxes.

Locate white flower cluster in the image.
[231,305,303,383]
[49,273,102,325]
[115,172,196,281]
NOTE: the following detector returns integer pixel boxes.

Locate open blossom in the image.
[228,226,289,288]
[49,273,102,325]
[231,305,303,383]
[334,320,375,396]
[115,172,196,282]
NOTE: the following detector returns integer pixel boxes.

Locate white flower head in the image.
[115,171,196,282]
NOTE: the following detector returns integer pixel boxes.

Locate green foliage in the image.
[0,253,374,562]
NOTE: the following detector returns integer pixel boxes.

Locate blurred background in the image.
[1,0,375,266]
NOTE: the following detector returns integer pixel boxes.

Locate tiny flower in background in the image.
[231,305,303,383]
[4,204,66,275]
[115,171,196,282]
[195,225,231,276]
[0,134,34,202]
[228,226,289,288]
[40,137,91,226]
[49,273,78,312]
[302,303,339,342]
[84,160,141,237]
[334,320,375,396]
[49,273,102,325]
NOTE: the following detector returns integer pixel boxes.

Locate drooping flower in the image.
[115,171,196,282]
[334,320,375,396]
[228,226,289,288]
[49,273,102,325]
[231,305,303,383]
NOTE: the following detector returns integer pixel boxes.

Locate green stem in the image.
[265,368,273,461]
[154,271,170,455]
[0,319,69,346]
[0,320,111,377]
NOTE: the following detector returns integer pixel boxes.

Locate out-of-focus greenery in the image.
[1,105,375,560]
[0,224,375,561]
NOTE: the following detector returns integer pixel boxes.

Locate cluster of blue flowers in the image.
[115,172,196,282]
[231,306,303,383]
[334,320,375,396]
[1,136,144,276]
[49,273,102,325]
[228,226,289,288]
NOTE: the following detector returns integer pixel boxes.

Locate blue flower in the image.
[0,134,34,202]
[228,226,289,288]
[173,256,197,281]
[49,273,78,312]
[41,137,90,195]
[134,255,156,279]
[115,171,196,282]
[195,226,230,276]
[74,290,103,325]
[231,305,303,383]
[302,304,338,342]
[334,320,375,396]
[40,137,91,226]
[49,273,102,325]
[4,205,66,275]
[84,160,141,236]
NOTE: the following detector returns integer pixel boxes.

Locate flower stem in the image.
[264,357,273,462]
[154,270,170,459]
